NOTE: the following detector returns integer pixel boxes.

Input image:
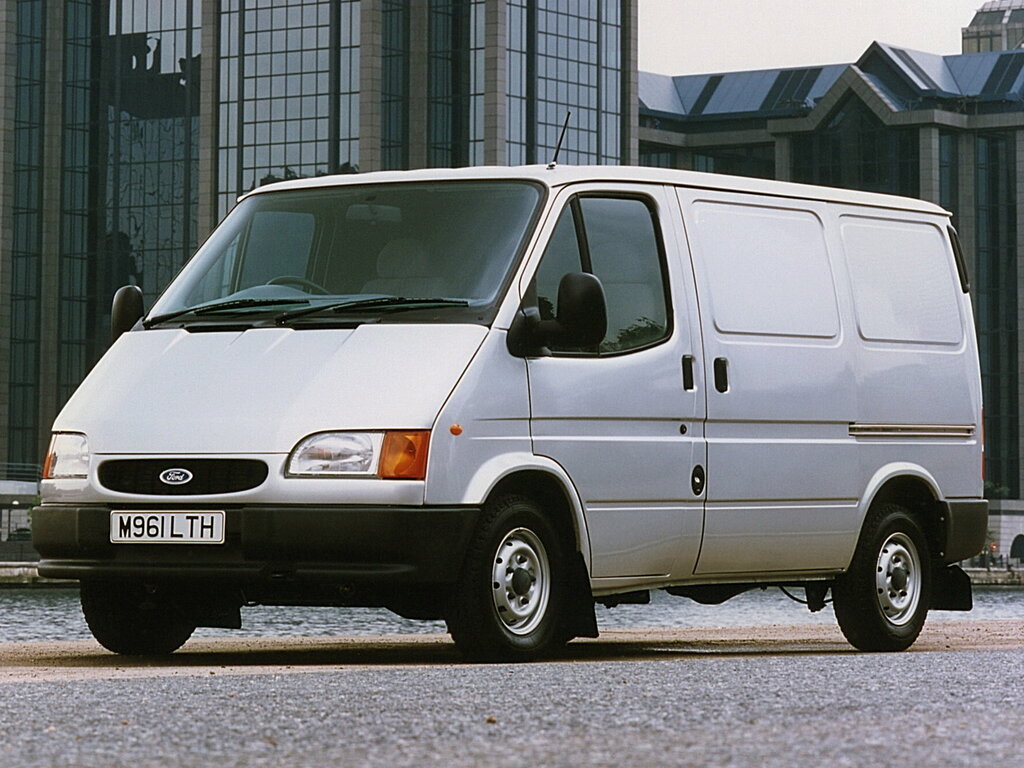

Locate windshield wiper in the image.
[275,296,469,324]
[144,297,310,328]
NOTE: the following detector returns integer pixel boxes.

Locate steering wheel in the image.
[266,275,331,295]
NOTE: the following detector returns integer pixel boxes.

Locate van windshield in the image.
[148,180,544,328]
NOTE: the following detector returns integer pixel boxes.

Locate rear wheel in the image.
[832,503,931,651]
[446,494,568,662]
[80,582,196,656]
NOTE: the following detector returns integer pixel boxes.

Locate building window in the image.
[60,0,97,408]
[505,0,625,165]
[939,131,959,219]
[428,0,465,167]
[427,0,484,167]
[638,143,678,168]
[534,1,601,164]
[791,97,918,197]
[9,0,46,466]
[692,144,774,179]
[337,0,361,175]
[104,0,201,311]
[219,0,358,217]
[381,0,408,170]
[507,0,529,164]
[975,133,1019,498]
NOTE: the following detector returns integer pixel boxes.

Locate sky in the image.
[639,0,988,75]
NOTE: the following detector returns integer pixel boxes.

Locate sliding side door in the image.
[676,188,860,576]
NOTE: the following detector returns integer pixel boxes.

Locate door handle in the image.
[713,357,729,393]
[681,355,695,391]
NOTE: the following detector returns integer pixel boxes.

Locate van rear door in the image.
[675,188,861,575]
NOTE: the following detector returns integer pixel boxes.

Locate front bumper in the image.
[32,503,479,586]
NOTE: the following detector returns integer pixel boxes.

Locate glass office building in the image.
[0,0,637,470]
[639,40,1024,500]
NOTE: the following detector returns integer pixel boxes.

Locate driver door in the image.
[523,184,706,581]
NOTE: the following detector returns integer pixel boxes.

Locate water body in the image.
[0,585,1021,644]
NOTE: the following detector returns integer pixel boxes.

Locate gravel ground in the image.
[1,620,1022,767]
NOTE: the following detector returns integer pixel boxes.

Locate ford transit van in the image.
[32,166,988,659]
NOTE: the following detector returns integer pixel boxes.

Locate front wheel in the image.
[446,494,568,662]
[832,503,931,651]
[80,582,197,656]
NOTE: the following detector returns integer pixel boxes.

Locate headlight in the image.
[287,432,383,476]
[287,430,430,479]
[43,432,90,479]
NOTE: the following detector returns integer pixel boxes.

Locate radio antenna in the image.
[547,111,572,169]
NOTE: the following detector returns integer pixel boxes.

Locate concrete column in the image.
[773,136,791,181]
[0,0,17,460]
[359,0,383,172]
[407,1,429,169]
[483,0,507,166]
[620,0,639,165]
[918,126,941,205]
[197,0,221,238]
[37,0,66,458]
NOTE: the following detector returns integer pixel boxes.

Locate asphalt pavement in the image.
[2,622,1022,767]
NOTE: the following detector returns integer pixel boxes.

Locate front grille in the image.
[98,459,269,495]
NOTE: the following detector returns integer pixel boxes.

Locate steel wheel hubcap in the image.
[491,527,550,635]
[875,532,921,626]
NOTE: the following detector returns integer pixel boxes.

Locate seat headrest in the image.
[377,239,429,278]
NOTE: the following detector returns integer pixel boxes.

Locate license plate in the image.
[110,511,225,544]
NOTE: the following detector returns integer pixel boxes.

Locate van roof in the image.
[244,164,949,217]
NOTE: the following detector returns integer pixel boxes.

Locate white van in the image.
[33,166,987,660]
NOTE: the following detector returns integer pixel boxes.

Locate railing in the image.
[0,463,41,483]
[0,540,38,563]
[967,553,1021,570]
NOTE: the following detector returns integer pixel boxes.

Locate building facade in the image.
[0,0,639,473]
[962,0,1024,53]
[638,41,1024,507]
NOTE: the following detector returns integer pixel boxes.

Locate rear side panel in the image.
[837,211,984,502]
[676,187,984,578]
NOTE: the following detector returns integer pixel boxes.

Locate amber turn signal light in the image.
[41,450,55,480]
[380,431,430,480]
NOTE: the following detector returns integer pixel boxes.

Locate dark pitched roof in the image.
[640,65,844,121]
[640,43,1024,123]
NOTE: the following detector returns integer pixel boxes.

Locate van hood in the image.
[54,325,488,454]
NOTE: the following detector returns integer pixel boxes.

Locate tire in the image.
[832,503,931,652]
[80,581,197,656]
[446,494,569,662]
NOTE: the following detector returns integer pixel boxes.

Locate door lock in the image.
[691,465,706,496]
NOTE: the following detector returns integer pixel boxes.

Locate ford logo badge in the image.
[159,468,193,486]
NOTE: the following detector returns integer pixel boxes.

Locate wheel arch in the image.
[484,468,591,570]
[861,465,945,561]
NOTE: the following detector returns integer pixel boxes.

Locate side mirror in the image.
[506,272,607,357]
[543,272,607,348]
[111,285,144,343]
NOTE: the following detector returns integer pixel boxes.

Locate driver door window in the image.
[533,195,670,354]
